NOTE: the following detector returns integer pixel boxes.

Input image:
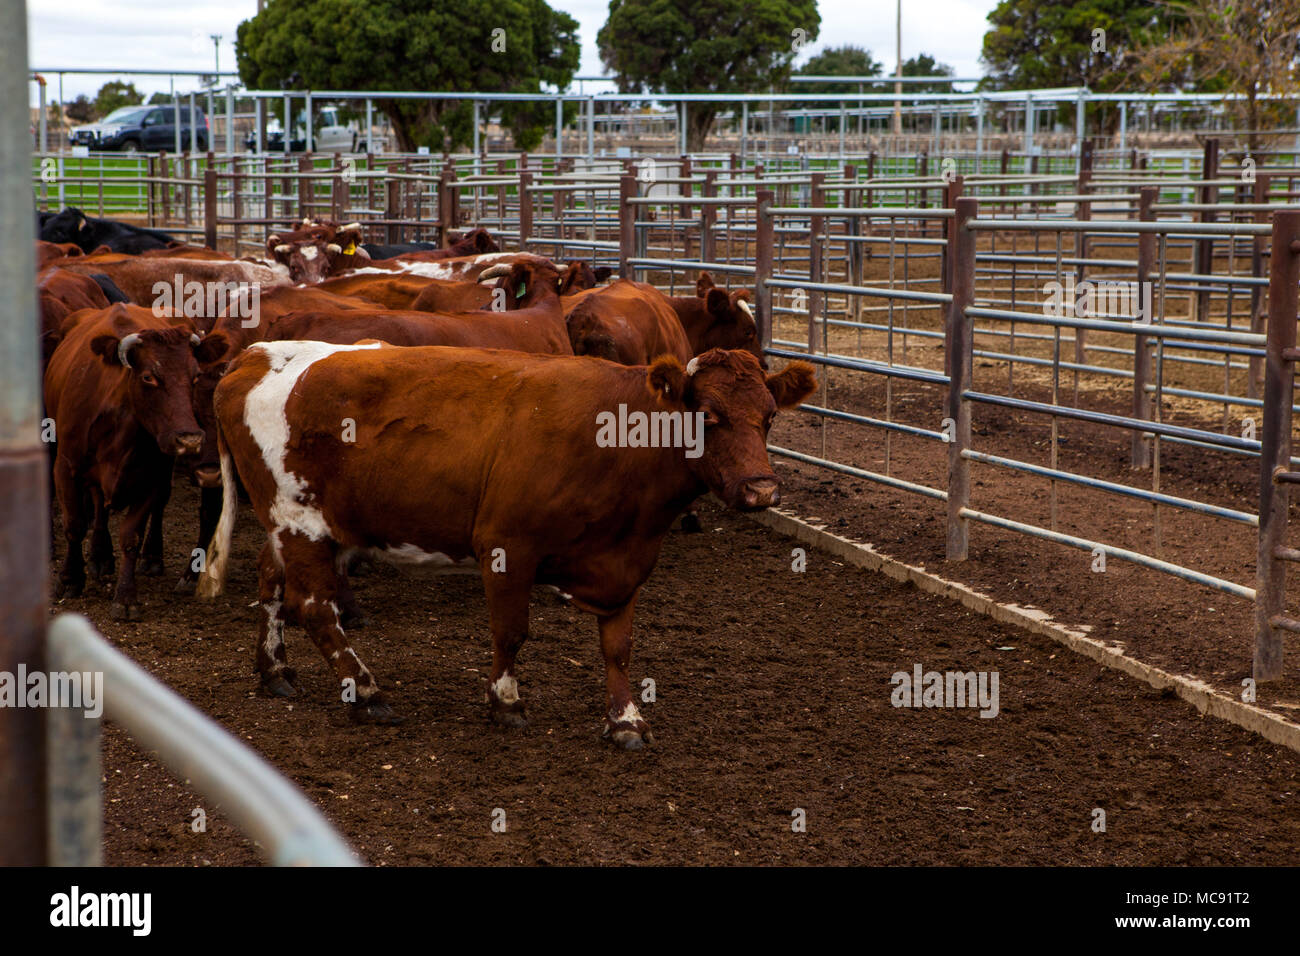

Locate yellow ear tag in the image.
[343,241,356,255]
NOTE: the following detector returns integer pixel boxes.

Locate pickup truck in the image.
[245,107,376,153]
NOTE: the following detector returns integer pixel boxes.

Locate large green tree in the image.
[93,81,144,118]
[900,53,955,93]
[236,0,580,152]
[980,0,1174,91]
[791,45,880,110]
[598,0,820,150]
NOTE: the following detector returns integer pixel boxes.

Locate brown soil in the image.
[49,478,1300,866]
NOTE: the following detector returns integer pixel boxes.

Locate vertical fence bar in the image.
[945,197,977,562]
[203,166,217,249]
[0,0,48,865]
[619,173,635,277]
[1255,210,1300,682]
[1131,186,1156,469]
[755,189,774,351]
[807,172,825,352]
[1194,138,1220,323]
[1249,173,1272,398]
[518,170,533,253]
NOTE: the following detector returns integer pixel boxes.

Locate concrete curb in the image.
[749,507,1300,755]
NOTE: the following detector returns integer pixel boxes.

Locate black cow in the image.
[360,241,440,259]
[40,207,177,254]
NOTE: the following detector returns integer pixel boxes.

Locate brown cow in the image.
[265,260,572,353]
[563,279,692,365]
[38,269,116,368]
[45,303,228,618]
[36,240,84,270]
[198,343,815,747]
[669,272,765,368]
[317,273,450,310]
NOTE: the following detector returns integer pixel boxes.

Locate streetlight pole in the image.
[210,34,221,77]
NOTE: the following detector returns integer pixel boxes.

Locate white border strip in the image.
[749,507,1300,755]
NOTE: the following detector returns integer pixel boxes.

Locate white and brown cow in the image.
[197,343,815,748]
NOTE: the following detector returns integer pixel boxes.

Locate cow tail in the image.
[196,427,236,599]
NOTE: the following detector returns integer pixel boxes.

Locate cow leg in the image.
[598,599,653,750]
[176,485,221,594]
[255,539,296,697]
[111,499,153,621]
[280,532,398,724]
[54,461,88,599]
[481,565,532,729]
[139,478,172,577]
[680,500,703,534]
[87,486,114,580]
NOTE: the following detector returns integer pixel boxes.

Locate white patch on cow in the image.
[613,702,643,725]
[490,674,519,705]
[262,600,284,659]
[303,596,315,608]
[685,356,701,376]
[382,544,459,566]
[243,340,381,542]
[300,245,318,261]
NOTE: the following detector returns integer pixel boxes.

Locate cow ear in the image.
[594,267,612,282]
[766,361,817,409]
[193,332,229,365]
[696,272,715,297]
[706,287,730,317]
[89,334,122,366]
[646,355,688,406]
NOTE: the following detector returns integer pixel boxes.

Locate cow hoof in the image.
[141,558,164,577]
[88,559,114,581]
[340,608,369,630]
[56,578,85,599]
[679,512,703,534]
[260,674,297,698]
[351,698,404,725]
[109,601,141,622]
[603,716,653,750]
[490,705,528,729]
[173,575,197,595]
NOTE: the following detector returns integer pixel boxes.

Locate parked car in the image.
[68,104,209,153]
[244,107,369,153]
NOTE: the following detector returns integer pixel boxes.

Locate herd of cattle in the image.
[36,206,815,749]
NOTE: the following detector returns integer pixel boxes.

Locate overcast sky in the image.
[28,0,999,106]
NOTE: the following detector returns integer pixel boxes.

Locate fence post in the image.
[945,197,978,562]
[1075,157,1092,371]
[1131,186,1156,469]
[1193,137,1220,322]
[297,154,311,222]
[203,166,217,249]
[518,170,533,253]
[385,180,400,244]
[700,170,716,263]
[755,189,774,352]
[807,172,825,352]
[1249,173,1272,398]
[1255,210,1300,682]
[619,173,636,277]
[942,174,963,294]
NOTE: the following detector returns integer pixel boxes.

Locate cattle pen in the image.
[15,72,1300,866]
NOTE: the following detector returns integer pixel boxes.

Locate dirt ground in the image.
[49,478,1300,866]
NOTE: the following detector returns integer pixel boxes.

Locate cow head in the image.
[89,319,229,459]
[267,220,366,284]
[478,259,566,308]
[558,260,613,296]
[694,272,765,369]
[645,349,816,511]
[447,227,500,256]
[40,207,95,251]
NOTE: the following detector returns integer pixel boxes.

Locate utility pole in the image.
[892,0,902,136]
[210,34,221,77]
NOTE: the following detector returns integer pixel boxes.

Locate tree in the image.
[93,81,144,117]
[981,0,1177,92]
[900,53,955,93]
[148,92,174,105]
[236,0,580,152]
[598,0,820,151]
[64,95,96,124]
[791,45,881,111]
[1130,0,1300,152]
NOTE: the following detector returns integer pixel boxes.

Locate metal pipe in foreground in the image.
[47,614,359,867]
[0,0,48,867]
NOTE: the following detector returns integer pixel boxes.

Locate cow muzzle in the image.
[736,476,780,511]
[173,432,203,457]
[193,464,221,488]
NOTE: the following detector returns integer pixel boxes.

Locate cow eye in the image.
[702,409,721,427]
[140,371,158,386]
